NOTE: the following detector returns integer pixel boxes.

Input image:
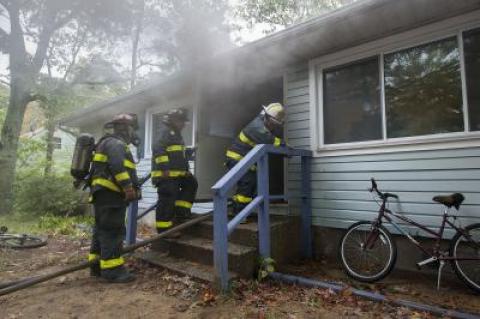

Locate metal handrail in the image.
[212,144,312,291]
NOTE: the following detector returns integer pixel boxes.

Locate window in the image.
[150,110,193,151]
[52,137,62,149]
[323,57,382,144]
[384,38,463,138]
[318,27,480,147]
[464,28,480,131]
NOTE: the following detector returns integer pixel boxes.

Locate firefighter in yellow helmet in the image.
[225,103,286,218]
[88,113,141,283]
[151,108,198,233]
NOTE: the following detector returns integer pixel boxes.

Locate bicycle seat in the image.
[432,193,465,210]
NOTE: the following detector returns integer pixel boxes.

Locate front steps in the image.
[140,211,301,283]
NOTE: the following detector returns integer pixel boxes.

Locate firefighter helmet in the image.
[162,108,189,124]
[262,103,285,125]
[109,113,139,129]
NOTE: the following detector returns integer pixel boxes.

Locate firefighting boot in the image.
[101,266,135,283]
[90,263,101,277]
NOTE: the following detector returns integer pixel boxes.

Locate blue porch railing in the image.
[212,144,312,291]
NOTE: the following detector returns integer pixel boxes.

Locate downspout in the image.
[269,272,480,319]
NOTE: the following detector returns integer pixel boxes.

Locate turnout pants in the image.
[155,174,198,232]
[226,160,257,214]
[89,191,127,273]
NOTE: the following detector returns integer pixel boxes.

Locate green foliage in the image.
[14,173,84,217]
[235,0,357,31]
[257,257,276,281]
[38,214,93,237]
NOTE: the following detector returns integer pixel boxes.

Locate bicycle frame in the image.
[371,198,480,262]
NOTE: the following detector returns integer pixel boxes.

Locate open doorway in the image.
[197,75,285,199]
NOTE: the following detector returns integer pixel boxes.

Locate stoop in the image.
[139,206,301,283]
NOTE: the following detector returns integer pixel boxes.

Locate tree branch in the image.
[0,78,10,87]
[32,9,75,75]
[62,26,86,82]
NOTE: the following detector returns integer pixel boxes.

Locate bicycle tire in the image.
[0,234,47,249]
[450,223,480,294]
[339,221,397,282]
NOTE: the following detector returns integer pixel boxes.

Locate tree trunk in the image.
[0,80,31,215]
[43,119,55,176]
[130,0,145,89]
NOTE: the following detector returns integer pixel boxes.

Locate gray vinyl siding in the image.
[285,64,480,238]
[137,158,157,210]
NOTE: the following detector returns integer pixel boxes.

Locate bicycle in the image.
[339,178,480,293]
[0,226,47,249]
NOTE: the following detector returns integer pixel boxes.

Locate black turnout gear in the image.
[88,134,138,281]
[225,116,284,214]
[152,127,198,232]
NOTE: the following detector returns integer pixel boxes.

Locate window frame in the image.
[144,104,197,158]
[309,12,480,156]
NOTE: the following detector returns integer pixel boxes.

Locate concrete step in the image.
[188,220,259,247]
[139,250,238,283]
[157,235,257,277]
[188,215,299,249]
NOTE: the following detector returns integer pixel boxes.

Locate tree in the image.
[0,0,133,215]
[236,0,357,33]
[128,0,233,86]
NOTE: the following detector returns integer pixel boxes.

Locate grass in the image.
[0,213,94,237]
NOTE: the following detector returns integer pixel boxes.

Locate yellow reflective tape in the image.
[92,178,121,192]
[274,137,282,147]
[152,170,187,178]
[155,155,169,164]
[100,257,125,269]
[151,170,164,177]
[93,153,108,162]
[239,131,256,147]
[156,221,173,229]
[226,150,243,161]
[88,253,99,262]
[166,145,185,152]
[169,170,187,177]
[175,200,193,209]
[233,194,253,204]
[123,159,136,169]
[115,171,130,182]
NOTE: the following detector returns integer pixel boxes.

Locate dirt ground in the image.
[1,236,479,319]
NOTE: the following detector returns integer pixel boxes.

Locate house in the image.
[21,103,76,171]
[61,0,480,272]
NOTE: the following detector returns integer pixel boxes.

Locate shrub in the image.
[38,214,94,236]
[15,173,84,216]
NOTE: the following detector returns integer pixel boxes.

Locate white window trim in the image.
[308,10,480,157]
[143,105,197,159]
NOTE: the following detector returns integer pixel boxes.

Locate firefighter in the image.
[151,108,198,234]
[88,113,141,283]
[225,103,285,218]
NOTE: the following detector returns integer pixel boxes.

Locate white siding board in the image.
[286,120,309,131]
[283,61,480,235]
[287,170,480,181]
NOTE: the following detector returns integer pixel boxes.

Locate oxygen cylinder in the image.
[70,133,95,180]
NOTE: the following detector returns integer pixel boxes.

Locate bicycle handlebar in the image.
[369,178,398,200]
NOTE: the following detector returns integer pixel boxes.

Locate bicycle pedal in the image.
[416,256,437,268]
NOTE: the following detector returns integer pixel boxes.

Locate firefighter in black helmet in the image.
[88,113,141,283]
[151,108,198,233]
[225,103,286,219]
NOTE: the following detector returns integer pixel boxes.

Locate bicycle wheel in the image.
[340,221,397,282]
[0,234,47,249]
[450,223,480,293]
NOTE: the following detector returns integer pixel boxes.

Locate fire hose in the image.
[0,212,212,296]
